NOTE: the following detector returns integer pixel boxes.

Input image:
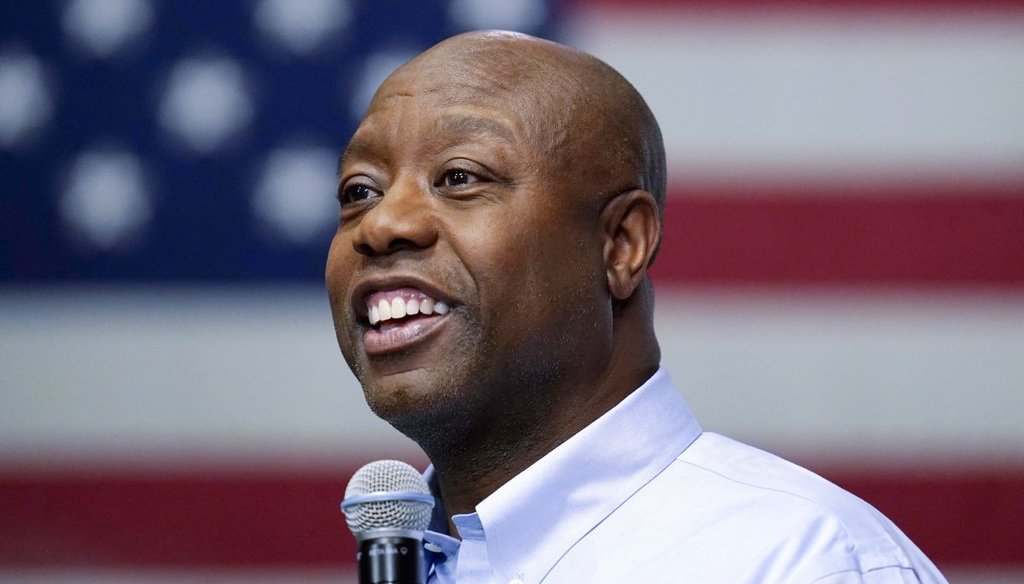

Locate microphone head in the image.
[342,459,434,539]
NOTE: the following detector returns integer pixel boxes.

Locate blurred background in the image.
[1,0,1022,582]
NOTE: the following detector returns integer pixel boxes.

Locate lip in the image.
[351,274,457,323]
[350,273,458,357]
[363,311,450,356]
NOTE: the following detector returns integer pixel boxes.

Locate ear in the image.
[600,189,661,300]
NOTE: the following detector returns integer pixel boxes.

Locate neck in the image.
[419,292,661,525]
[426,345,660,521]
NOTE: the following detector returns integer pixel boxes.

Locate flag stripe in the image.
[570,0,1024,13]
[653,184,1024,285]
[566,6,1024,184]
[2,465,1021,567]
[4,288,1021,459]
[826,468,1024,566]
[0,471,357,567]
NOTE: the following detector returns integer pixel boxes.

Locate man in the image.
[326,30,947,583]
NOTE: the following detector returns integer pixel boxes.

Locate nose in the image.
[351,176,438,256]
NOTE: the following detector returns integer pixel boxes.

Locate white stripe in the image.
[654,287,1024,466]
[2,287,1021,466]
[0,286,414,469]
[565,10,1024,184]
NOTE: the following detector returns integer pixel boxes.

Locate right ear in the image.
[599,189,662,301]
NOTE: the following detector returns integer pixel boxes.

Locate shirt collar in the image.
[428,367,701,584]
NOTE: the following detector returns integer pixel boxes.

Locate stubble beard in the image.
[354,314,569,470]
[343,276,604,479]
[352,306,494,457]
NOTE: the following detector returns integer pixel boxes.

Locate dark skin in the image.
[326,31,666,528]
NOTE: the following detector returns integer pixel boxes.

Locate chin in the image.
[362,369,478,451]
[362,368,450,417]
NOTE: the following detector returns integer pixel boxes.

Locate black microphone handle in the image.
[357,535,426,584]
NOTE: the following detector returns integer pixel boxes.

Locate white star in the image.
[448,0,547,32]
[62,0,154,58]
[253,0,351,56]
[252,145,340,245]
[0,51,54,150]
[158,56,253,154]
[349,49,416,120]
[60,149,153,251]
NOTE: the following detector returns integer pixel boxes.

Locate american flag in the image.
[1,0,1022,582]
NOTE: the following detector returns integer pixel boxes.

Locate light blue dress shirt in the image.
[421,368,947,584]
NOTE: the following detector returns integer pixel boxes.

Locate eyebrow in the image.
[434,115,515,144]
[338,138,375,176]
[338,114,516,175]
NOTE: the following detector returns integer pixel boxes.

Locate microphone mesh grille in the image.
[343,459,433,535]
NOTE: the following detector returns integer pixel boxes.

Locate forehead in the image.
[341,108,525,178]
[354,101,515,145]
[342,58,558,163]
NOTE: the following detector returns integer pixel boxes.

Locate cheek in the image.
[325,238,344,302]
[325,235,356,335]
[461,215,542,279]
[464,213,596,321]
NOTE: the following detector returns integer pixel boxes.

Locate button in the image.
[424,542,443,553]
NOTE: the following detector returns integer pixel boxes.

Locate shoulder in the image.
[550,433,947,583]
[670,433,946,582]
[672,431,890,533]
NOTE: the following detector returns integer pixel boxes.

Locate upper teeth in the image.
[368,294,449,325]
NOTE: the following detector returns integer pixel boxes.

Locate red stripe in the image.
[651,183,1024,286]
[0,471,355,567]
[1,464,1021,568]
[824,467,1024,567]
[569,0,1024,13]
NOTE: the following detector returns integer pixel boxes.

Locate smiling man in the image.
[326,31,946,584]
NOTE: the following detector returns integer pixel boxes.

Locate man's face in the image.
[325,59,611,440]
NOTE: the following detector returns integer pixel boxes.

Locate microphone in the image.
[341,460,436,584]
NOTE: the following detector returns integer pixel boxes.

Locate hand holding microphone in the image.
[341,460,435,584]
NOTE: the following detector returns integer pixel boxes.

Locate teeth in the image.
[391,297,406,319]
[366,293,450,325]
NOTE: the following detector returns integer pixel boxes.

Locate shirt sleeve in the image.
[810,567,923,583]
[773,510,947,584]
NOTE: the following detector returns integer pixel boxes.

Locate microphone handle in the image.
[358,535,426,584]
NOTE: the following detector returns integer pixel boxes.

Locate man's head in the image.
[326,31,665,457]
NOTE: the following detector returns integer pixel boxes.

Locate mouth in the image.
[357,285,454,356]
[365,287,450,327]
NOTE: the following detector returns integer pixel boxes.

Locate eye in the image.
[338,182,379,205]
[440,168,478,187]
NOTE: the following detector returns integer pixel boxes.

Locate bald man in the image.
[327,31,947,584]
